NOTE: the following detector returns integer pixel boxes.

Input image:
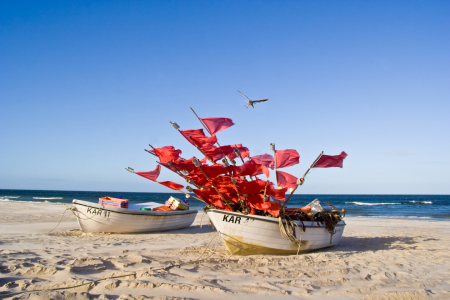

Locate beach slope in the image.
[1,202,449,299]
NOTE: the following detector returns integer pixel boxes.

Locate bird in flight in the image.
[237,90,270,108]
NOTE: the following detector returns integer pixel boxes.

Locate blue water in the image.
[1,189,449,219]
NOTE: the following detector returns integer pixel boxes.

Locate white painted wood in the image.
[206,209,345,255]
[72,200,197,234]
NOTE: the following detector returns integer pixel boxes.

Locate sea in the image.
[1,189,449,220]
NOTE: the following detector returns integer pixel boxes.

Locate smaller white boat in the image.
[207,209,345,255]
[72,199,197,234]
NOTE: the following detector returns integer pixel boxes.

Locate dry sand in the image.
[0,201,449,300]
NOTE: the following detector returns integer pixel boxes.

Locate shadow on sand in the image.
[322,235,418,253]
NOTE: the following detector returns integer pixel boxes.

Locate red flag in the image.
[135,165,161,181]
[246,195,280,217]
[313,151,348,168]
[264,201,281,217]
[246,194,266,211]
[276,149,300,168]
[276,171,298,189]
[180,129,206,146]
[265,185,287,201]
[201,117,235,135]
[200,146,230,162]
[251,154,275,169]
[226,145,250,160]
[236,180,267,194]
[189,134,218,148]
[193,189,230,209]
[180,129,205,138]
[150,146,182,164]
[199,144,249,162]
[157,181,184,190]
[200,164,229,178]
[170,157,197,173]
[233,160,270,178]
[185,173,208,186]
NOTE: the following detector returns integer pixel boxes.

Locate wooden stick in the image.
[190,107,212,135]
[235,145,253,181]
[189,107,231,166]
[169,122,215,163]
[156,161,202,189]
[126,164,205,203]
[177,190,205,203]
[280,151,324,210]
[192,158,234,210]
[144,146,204,189]
[145,149,157,157]
[271,143,278,187]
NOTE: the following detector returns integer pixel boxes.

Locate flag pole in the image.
[270,143,278,188]
[125,167,205,203]
[145,145,203,189]
[190,107,212,135]
[234,146,253,181]
[189,107,232,165]
[192,158,234,211]
[280,151,323,210]
[169,121,215,163]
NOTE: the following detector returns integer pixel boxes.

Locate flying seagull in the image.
[237,90,270,108]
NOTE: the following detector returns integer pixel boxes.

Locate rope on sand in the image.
[46,204,73,234]
[47,204,101,235]
[0,232,221,299]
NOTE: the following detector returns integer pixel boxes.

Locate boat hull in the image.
[72,200,197,233]
[206,209,345,255]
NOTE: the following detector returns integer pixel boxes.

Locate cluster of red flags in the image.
[133,114,347,217]
[251,149,300,189]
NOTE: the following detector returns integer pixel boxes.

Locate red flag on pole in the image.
[225,144,250,160]
[233,160,270,178]
[157,181,184,190]
[180,129,206,146]
[276,171,298,189]
[189,134,218,148]
[200,117,235,135]
[150,146,182,164]
[135,165,161,181]
[275,149,300,168]
[313,152,348,168]
[251,154,275,169]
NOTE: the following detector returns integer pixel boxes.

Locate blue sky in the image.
[1,0,449,194]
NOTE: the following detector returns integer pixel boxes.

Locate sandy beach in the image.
[0,202,449,300]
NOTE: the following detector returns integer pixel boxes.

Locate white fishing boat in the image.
[72,199,197,233]
[206,209,345,255]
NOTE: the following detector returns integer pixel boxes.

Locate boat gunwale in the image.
[206,208,346,228]
[72,199,198,216]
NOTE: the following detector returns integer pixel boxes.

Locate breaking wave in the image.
[1,196,20,199]
[32,197,63,200]
[346,202,401,206]
[408,200,433,204]
[346,201,433,206]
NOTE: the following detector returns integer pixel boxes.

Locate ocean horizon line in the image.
[0,188,448,196]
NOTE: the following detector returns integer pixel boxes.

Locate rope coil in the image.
[278,211,305,255]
